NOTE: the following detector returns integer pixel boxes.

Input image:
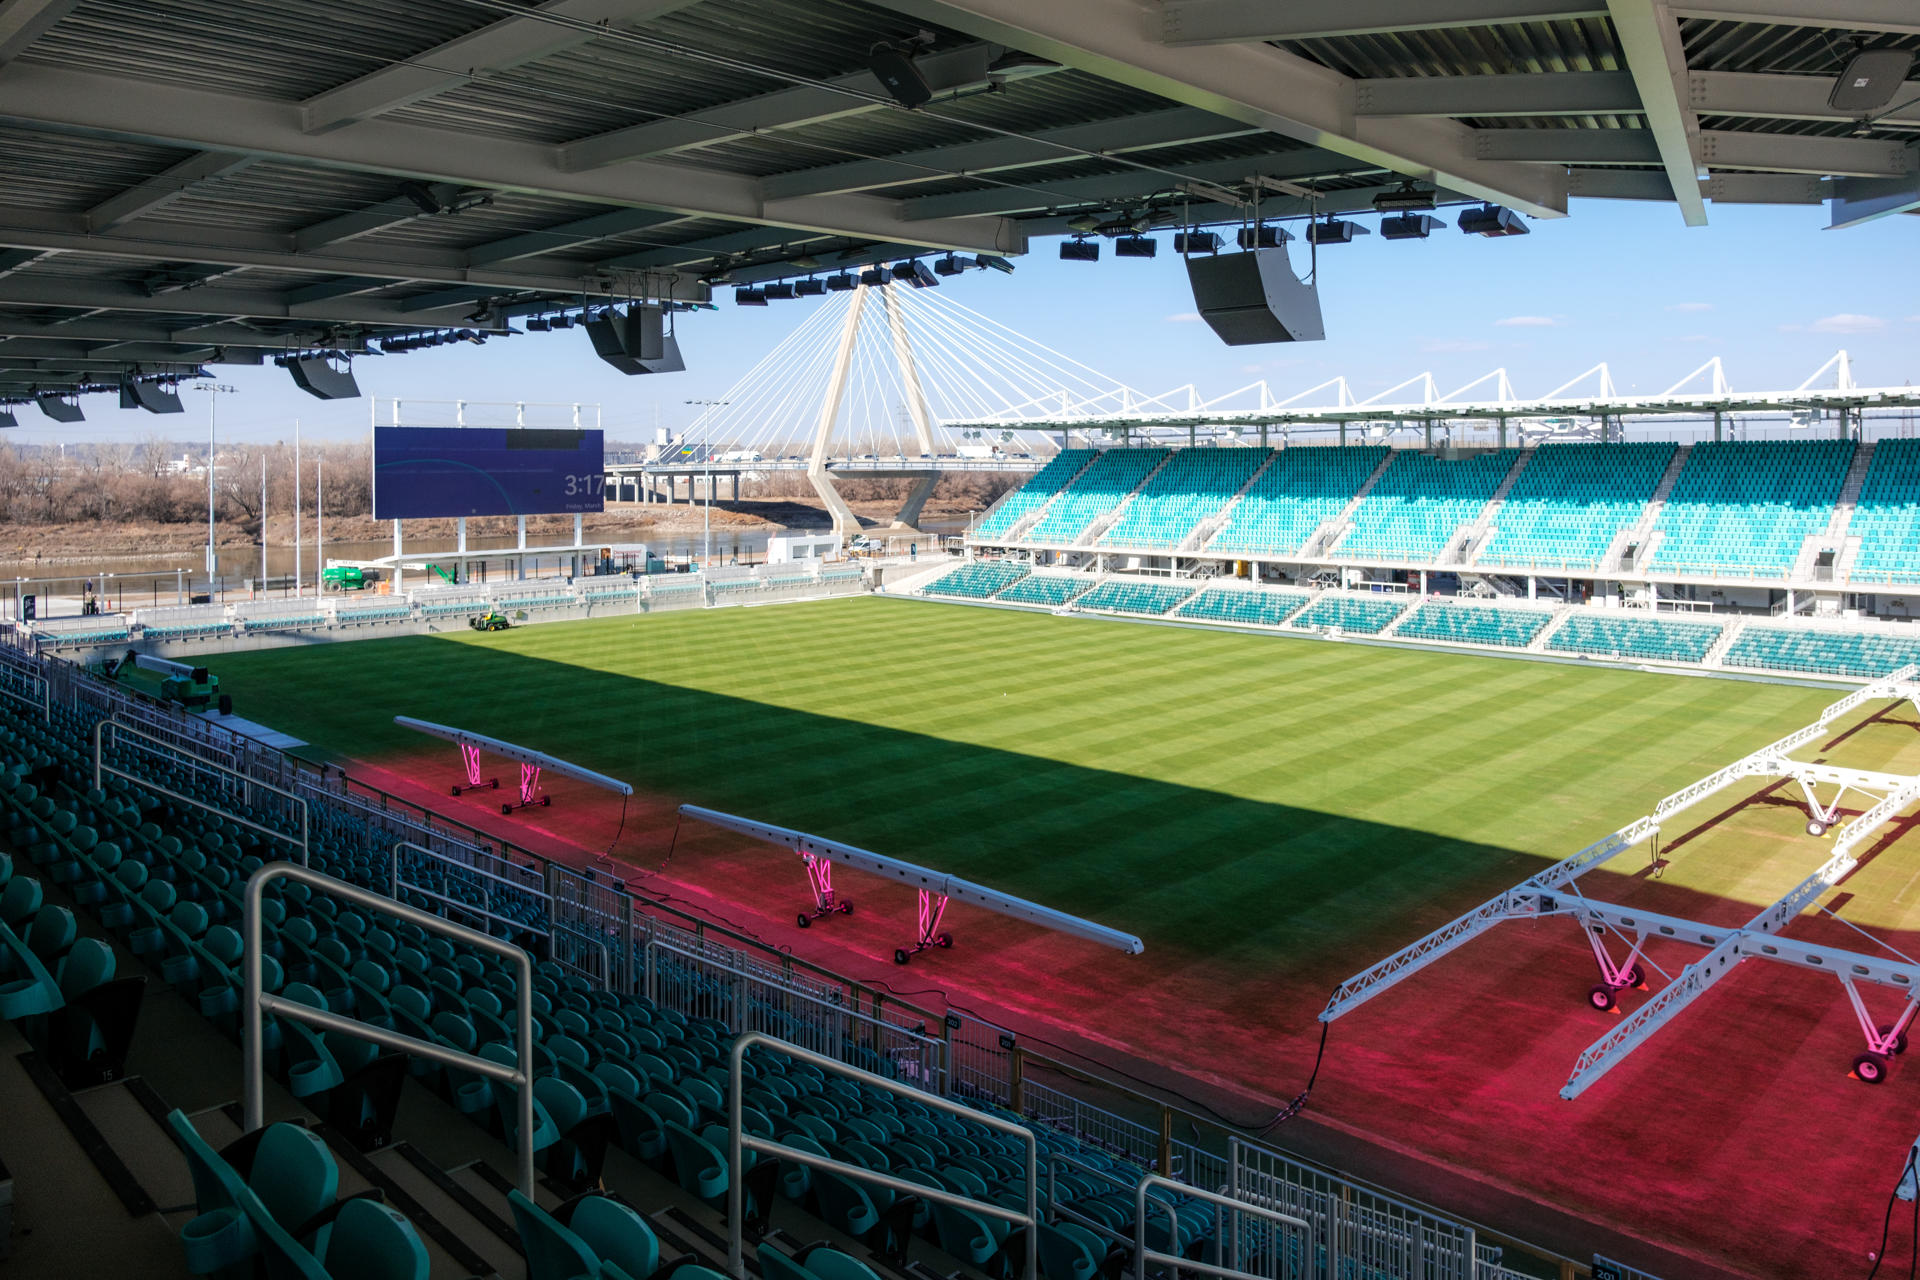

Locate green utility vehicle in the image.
[321,565,379,592]
[97,650,231,715]
[468,611,511,632]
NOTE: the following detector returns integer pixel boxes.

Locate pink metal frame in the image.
[917,889,950,947]
[519,763,541,806]
[1586,923,1647,989]
[1844,977,1919,1056]
[802,852,835,911]
[461,743,486,788]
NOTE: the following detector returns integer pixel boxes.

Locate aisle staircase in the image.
[1179,451,1279,553]
[1607,444,1691,573]
[1309,451,1397,557]
[1454,449,1534,566]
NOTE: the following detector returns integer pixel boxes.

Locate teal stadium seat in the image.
[1648,440,1852,577]
[1073,580,1198,616]
[1724,626,1920,678]
[1477,442,1674,571]
[995,576,1092,608]
[1846,439,1920,587]
[1208,446,1389,557]
[1336,451,1518,563]
[1394,603,1552,649]
[971,451,1094,540]
[1175,588,1309,627]
[923,562,1030,599]
[1023,449,1168,544]
[1098,447,1268,550]
[1547,613,1723,663]
[1287,595,1406,634]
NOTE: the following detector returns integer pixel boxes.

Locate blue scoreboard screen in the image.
[372,427,606,519]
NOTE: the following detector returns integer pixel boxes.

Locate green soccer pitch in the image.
[205,596,1851,968]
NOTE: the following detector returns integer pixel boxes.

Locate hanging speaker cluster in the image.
[278,354,362,400]
[119,379,185,414]
[36,394,84,423]
[1185,247,1325,347]
[584,305,685,376]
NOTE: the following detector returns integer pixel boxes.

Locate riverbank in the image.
[0,494,986,567]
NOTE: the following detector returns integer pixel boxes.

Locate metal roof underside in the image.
[0,0,1910,405]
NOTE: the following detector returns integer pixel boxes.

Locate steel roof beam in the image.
[1478,128,1916,178]
[293,184,475,252]
[0,313,337,349]
[464,207,685,265]
[862,0,1569,218]
[1607,0,1707,225]
[0,276,502,327]
[601,227,836,271]
[1355,72,1640,117]
[901,150,1375,220]
[300,0,701,133]
[1828,173,1920,229]
[0,205,699,299]
[1672,0,1920,35]
[1160,0,1606,45]
[0,0,78,63]
[84,151,258,231]
[1693,70,1920,127]
[1567,167,1824,202]
[0,63,1025,256]
[558,43,1052,171]
[759,106,1256,200]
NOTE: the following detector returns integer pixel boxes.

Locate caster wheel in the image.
[501,804,512,816]
[1856,1052,1890,1084]
[1587,985,1616,1012]
[797,913,810,929]
[1807,820,1828,838]
[894,949,910,966]
[1879,1024,1910,1055]
[451,785,463,797]
[839,901,854,916]
[1623,964,1645,989]
[937,933,953,949]
[541,796,551,807]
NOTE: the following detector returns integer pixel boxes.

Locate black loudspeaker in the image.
[289,356,362,400]
[1185,248,1325,346]
[36,394,83,423]
[584,307,685,376]
[868,44,933,108]
[0,407,16,428]
[121,381,184,414]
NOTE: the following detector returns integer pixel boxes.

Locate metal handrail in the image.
[242,861,537,1196]
[727,1032,1038,1280]
[1133,1173,1310,1280]
[390,839,553,938]
[94,717,309,865]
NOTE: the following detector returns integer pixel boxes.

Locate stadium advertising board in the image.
[372,426,606,518]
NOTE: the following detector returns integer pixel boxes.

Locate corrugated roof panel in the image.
[1278,18,1620,79]
[0,129,190,211]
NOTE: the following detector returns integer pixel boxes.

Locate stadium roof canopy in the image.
[0,0,1913,404]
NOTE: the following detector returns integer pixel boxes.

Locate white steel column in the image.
[808,287,869,538]
[517,515,527,580]
[881,287,940,530]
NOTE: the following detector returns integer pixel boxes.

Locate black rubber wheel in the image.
[839,901,854,916]
[501,803,512,816]
[451,785,462,797]
[541,796,551,807]
[1623,964,1645,989]
[894,949,910,966]
[1588,985,1616,1012]
[937,933,953,949]
[1807,820,1828,838]
[797,913,811,928]
[1879,1024,1910,1055]
[1856,1052,1889,1084]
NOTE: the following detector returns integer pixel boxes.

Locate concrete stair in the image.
[1187,449,1280,553]
[1309,450,1397,558]
[1080,450,1175,547]
[1455,448,1534,566]
[1612,444,1691,571]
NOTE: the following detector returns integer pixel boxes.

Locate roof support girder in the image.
[759,106,1257,200]
[1692,70,1920,127]
[300,0,702,132]
[85,151,258,231]
[1159,0,1605,43]
[464,207,685,265]
[1672,0,1920,35]
[0,0,78,63]
[1356,72,1640,117]
[0,275,500,327]
[0,63,1026,257]
[1828,173,1920,229]
[1477,128,1916,178]
[900,149,1372,220]
[860,0,1568,218]
[0,313,327,350]
[1606,0,1707,226]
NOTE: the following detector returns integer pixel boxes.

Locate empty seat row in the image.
[1547,613,1723,664]
[1723,626,1920,679]
[1477,442,1674,571]
[1208,446,1388,558]
[972,451,1095,540]
[1073,581,1198,617]
[1336,451,1517,564]
[1649,439,1853,576]
[1394,603,1552,649]
[1098,448,1268,551]
[995,576,1091,608]
[1024,449,1169,545]
[923,562,1030,600]
[1847,439,1920,586]
[1174,589,1309,628]
[1287,595,1406,635]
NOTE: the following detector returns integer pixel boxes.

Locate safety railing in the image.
[242,862,537,1195]
[1134,1174,1310,1280]
[726,1032,1039,1280]
[391,839,552,940]
[0,661,48,721]
[1592,1256,1664,1280]
[93,717,310,865]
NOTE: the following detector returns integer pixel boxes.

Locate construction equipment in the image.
[96,650,230,715]
[321,565,379,592]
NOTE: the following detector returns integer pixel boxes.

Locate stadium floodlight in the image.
[824,273,856,292]
[1306,219,1368,245]
[551,313,575,328]
[905,259,940,287]
[525,316,551,331]
[934,254,965,276]
[973,254,1015,274]
[1173,231,1222,254]
[1059,238,1099,262]
[1459,205,1530,237]
[794,278,826,296]
[762,282,796,301]
[1373,183,1437,212]
[858,267,888,286]
[1379,213,1445,241]
[1114,235,1158,258]
[734,287,768,306]
[397,716,633,815]
[679,804,1146,964]
[1237,224,1293,250]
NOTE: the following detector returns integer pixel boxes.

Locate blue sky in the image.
[11,196,1917,447]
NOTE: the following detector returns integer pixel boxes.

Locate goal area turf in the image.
[205,596,1920,1278]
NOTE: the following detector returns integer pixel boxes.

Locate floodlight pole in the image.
[686,399,728,568]
[293,419,302,597]
[193,383,237,584]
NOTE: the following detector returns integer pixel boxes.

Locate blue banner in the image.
[372,427,605,519]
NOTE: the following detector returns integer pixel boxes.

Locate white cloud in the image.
[1801,313,1886,334]
[1494,315,1557,328]
[1666,302,1713,313]
[1164,312,1203,324]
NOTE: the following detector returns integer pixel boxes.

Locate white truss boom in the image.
[394,716,634,795]
[678,804,1144,954]
[1561,936,1741,1098]
[1322,890,1562,1021]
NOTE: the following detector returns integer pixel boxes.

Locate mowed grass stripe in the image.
[212,597,1841,964]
